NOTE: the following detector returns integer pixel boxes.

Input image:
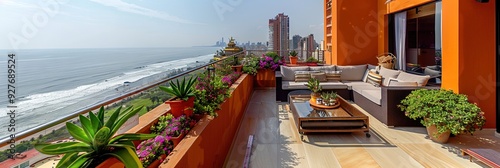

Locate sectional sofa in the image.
[276,64,436,127]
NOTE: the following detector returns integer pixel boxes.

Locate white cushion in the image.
[387,78,418,87]
[310,65,336,72]
[319,82,348,90]
[282,81,308,90]
[361,89,382,105]
[378,67,400,86]
[336,65,367,81]
[280,66,309,81]
[396,72,431,86]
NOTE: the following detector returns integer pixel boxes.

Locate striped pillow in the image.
[325,71,341,82]
[366,71,382,87]
[295,71,311,82]
[311,73,327,82]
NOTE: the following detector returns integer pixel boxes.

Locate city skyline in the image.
[0,0,323,50]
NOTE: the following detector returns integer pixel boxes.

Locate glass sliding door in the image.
[394,1,442,84]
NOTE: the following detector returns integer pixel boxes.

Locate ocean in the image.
[0,47,219,138]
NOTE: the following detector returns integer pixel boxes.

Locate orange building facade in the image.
[324,0,498,133]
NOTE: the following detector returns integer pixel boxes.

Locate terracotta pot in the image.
[289,57,298,64]
[165,97,195,117]
[255,69,276,87]
[231,65,243,73]
[426,124,451,143]
[171,132,186,148]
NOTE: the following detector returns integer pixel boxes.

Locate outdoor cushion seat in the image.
[350,83,378,93]
[360,89,382,105]
[282,81,309,90]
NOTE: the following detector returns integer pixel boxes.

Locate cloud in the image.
[1,0,38,9]
[89,0,199,24]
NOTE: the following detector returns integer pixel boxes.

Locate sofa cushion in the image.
[336,65,367,81]
[351,83,379,94]
[366,71,382,87]
[378,67,400,86]
[281,66,309,81]
[396,71,431,86]
[361,89,382,105]
[325,71,341,82]
[310,65,336,72]
[311,73,327,82]
[362,65,378,82]
[319,82,348,90]
[282,81,308,90]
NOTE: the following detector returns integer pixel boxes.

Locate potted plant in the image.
[321,91,337,106]
[160,76,196,117]
[231,55,243,73]
[35,106,156,168]
[399,89,486,143]
[306,57,320,66]
[305,78,322,103]
[241,54,260,75]
[289,50,298,64]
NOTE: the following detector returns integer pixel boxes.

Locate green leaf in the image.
[105,147,142,168]
[79,115,95,141]
[66,122,91,144]
[35,142,91,155]
[110,106,142,135]
[97,106,105,123]
[56,152,80,168]
[105,106,122,132]
[89,111,102,133]
[93,127,111,150]
[109,133,157,144]
[67,154,91,168]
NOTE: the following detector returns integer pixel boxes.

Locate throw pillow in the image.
[366,71,382,87]
[387,78,418,87]
[310,73,327,82]
[325,71,341,82]
[294,71,310,82]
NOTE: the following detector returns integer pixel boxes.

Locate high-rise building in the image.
[297,34,317,60]
[292,35,302,50]
[269,13,290,57]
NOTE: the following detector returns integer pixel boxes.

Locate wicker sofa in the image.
[276,64,435,127]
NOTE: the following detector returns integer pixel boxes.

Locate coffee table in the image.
[289,94,370,140]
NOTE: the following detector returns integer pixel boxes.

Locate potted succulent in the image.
[306,57,320,66]
[321,91,338,106]
[399,89,486,143]
[231,55,243,73]
[305,78,322,103]
[160,76,196,117]
[289,50,298,64]
[35,106,156,168]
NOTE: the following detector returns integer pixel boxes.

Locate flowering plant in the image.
[258,52,283,71]
[194,73,230,116]
[242,55,260,75]
[399,89,486,138]
[136,135,173,167]
[222,71,241,86]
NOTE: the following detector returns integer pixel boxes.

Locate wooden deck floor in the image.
[225,88,500,168]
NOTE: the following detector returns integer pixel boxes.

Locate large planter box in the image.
[255,69,276,87]
[98,74,254,168]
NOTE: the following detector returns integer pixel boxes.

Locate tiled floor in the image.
[225,88,499,168]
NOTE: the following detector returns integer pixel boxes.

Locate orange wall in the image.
[162,74,254,167]
[331,0,379,65]
[441,0,496,128]
[388,0,435,13]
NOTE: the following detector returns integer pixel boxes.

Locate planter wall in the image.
[255,69,276,87]
[160,74,254,168]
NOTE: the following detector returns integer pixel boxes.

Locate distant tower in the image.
[269,13,290,57]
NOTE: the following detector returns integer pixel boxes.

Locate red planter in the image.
[231,65,243,73]
[306,62,318,66]
[147,154,166,168]
[255,69,276,87]
[165,97,195,117]
[289,57,298,64]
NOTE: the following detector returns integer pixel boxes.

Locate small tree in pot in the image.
[399,89,486,143]
[289,50,298,64]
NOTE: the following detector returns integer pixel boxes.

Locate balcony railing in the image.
[0,51,244,149]
[245,49,326,64]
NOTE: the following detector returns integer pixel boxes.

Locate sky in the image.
[0,0,324,49]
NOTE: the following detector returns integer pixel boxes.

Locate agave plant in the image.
[160,76,196,101]
[35,106,156,168]
[289,50,298,57]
